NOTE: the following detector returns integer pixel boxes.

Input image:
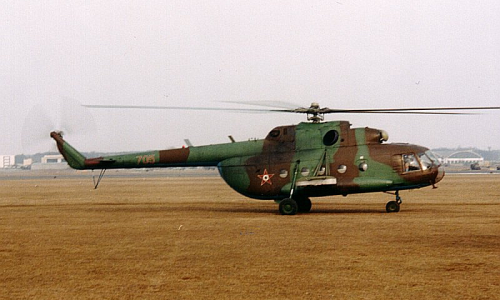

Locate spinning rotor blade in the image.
[220,100,301,110]
[325,111,472,115]
[320,106,500,115]
[22,98,97,154]
[83,104,289,113]
[83,103,500,121]
[22,104,58,154]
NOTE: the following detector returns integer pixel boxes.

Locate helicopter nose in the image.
[434,165,445,184]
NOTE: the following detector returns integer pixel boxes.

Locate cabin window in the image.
[301,167,310,176]
[359,162,368,172]
[337,165,347,174]
[280,169,288,178]
[323,130,339,146]
[317,166,326,176]
[403,154,421,172]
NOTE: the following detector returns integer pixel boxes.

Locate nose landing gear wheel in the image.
[385,190,402,213]
[386,201,400,213]
[279,198,298,215]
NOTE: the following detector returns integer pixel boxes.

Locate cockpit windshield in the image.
[418,153,433,171]
[402,151,440,173]
[418,151,440,171]
[424,150,440,165]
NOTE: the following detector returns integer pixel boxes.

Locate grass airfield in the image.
[1,171,499,299]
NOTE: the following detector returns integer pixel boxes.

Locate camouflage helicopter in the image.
[50,102,500,215]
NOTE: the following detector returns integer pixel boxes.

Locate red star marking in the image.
[257,169,275,186]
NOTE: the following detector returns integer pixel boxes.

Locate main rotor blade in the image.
[321,111,475,115]
[220,100,301,109]
[83,104,500,116]
[321,106,500,114]
[83,104,289,113]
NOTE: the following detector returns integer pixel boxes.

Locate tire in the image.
[279,198,298,215]
[386,201,400,213]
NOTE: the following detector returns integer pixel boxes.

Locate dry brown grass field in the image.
[1,172,499,299]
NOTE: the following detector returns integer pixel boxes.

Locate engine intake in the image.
[365,128,389,144]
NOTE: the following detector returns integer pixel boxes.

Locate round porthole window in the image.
[359,162,368,171]
[323,130,339,146]
[279,169,288,178]
[301,167,310,176]
[337,165,347,174]
[269,129,280,138]
[317,166,326,176]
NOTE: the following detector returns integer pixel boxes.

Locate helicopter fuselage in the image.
[51,120,444,204]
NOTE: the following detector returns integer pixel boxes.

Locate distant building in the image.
[0,155,16,168]
[23,158,33,167]
[31,154,69,170]
[440,150,484,165]
[41,154,65,164]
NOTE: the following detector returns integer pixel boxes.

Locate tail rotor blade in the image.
[22,104,57,154]
[22,98,97,155]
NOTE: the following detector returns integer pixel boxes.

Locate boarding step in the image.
[296,176,337,187]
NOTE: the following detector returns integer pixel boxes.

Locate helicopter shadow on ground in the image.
[208,205,390,215]
[82,202,417,215]
[307,208,387,214]
[309,205,426,214]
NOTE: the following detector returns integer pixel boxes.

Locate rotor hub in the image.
[306,102,325,123]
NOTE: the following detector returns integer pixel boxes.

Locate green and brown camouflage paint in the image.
[50,120,443,201]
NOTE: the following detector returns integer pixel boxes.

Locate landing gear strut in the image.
[386,191,402,213]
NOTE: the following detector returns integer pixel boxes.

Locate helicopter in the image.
[50,102,500,215]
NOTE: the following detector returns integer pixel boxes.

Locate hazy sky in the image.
[2,0,500,155]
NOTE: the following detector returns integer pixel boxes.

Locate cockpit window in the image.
[403,154,420,172]
[425,150,440,165]
[418,152,433,171]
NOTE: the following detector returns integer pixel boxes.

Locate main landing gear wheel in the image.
[385,201,400,213]
[279,198,298,215]
[296,197,312,213]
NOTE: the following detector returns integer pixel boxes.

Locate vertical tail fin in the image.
[50,132,86,169]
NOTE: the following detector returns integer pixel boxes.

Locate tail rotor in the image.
[21,97,97,155]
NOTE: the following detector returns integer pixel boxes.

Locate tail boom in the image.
[50,132,204,170]
[50,132,264,170]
